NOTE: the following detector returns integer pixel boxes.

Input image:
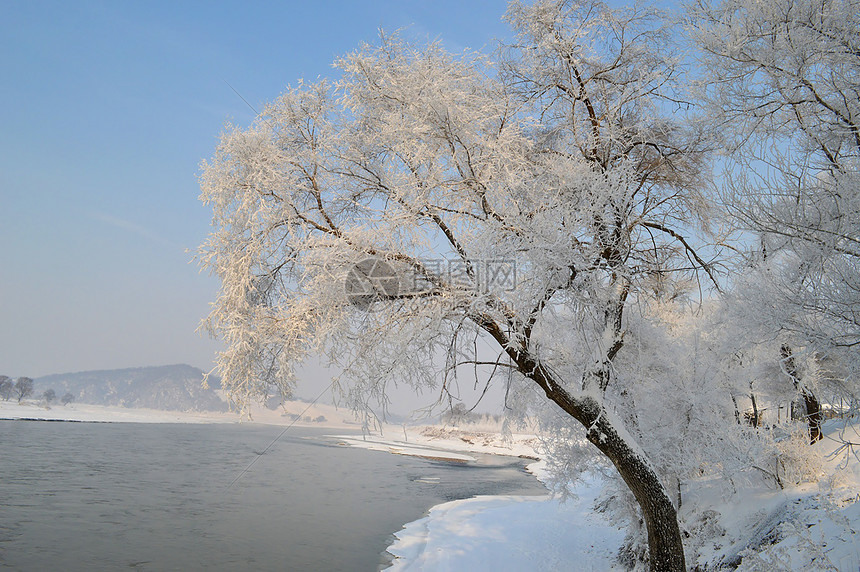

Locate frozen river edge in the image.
[332,431,625,571]
[1,400,625,571]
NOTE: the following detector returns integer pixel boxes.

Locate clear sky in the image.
[0,0,513,385]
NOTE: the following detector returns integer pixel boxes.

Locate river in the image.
[0,421,545,571]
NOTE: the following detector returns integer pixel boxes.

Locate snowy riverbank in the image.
[332,426,627,571]
[336,422,860,571]
[384,480,624,572]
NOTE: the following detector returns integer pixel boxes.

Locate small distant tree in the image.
[42,388,57,405]
[61,392,75,406]
[14,377,34,403]
[442,403,473,426]
[0,376,12,400]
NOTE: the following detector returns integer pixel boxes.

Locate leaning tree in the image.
[199,1,718,569]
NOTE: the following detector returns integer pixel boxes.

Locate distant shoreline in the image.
[0,399,363,430]
[1,417,112,423]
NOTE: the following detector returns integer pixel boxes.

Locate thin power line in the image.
[223,79,259,116]
[226,382,334,490]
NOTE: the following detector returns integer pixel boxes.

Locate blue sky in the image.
[0,0,512,381]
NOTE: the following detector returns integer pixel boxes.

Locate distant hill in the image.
[35,364,227,412]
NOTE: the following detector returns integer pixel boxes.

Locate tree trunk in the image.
[780,345,823,443]
[565,394,686,571]
[483,322,686,571]
[749,392,759,428]
[519,357,686,570]
[801,390,823,443]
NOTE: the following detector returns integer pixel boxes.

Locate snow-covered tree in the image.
[42,388,56,405]
[0,375,12,401]
[14,377,33,403]
[689,0,860,388]
[199,2,719,568]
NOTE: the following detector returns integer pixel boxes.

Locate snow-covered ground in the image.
[331,425,540,461]
[333,435,479,463]
[384,477,624,572]
[337,422,860,571]
[679,423,860,571]
[334,426,626,571]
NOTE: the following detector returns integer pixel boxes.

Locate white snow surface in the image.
[384,476,625,572]
[335,426,626,571]
[680,423,860,571]
[339,422,860,571]
[332,435,477,462]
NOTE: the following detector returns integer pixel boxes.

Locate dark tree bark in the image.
[731,394,741,425]
[749,391,759,428]
[780,345,823,443]
[541,376,686,571]
[803,393,823,442]
[481,319,686,571]
[477,312,686,570]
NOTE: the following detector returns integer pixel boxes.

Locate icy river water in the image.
[0,421,545,571]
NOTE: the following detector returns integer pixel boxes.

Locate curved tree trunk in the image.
[480,318,686,571]
[514,351,686,570]
[558,393,686,571]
